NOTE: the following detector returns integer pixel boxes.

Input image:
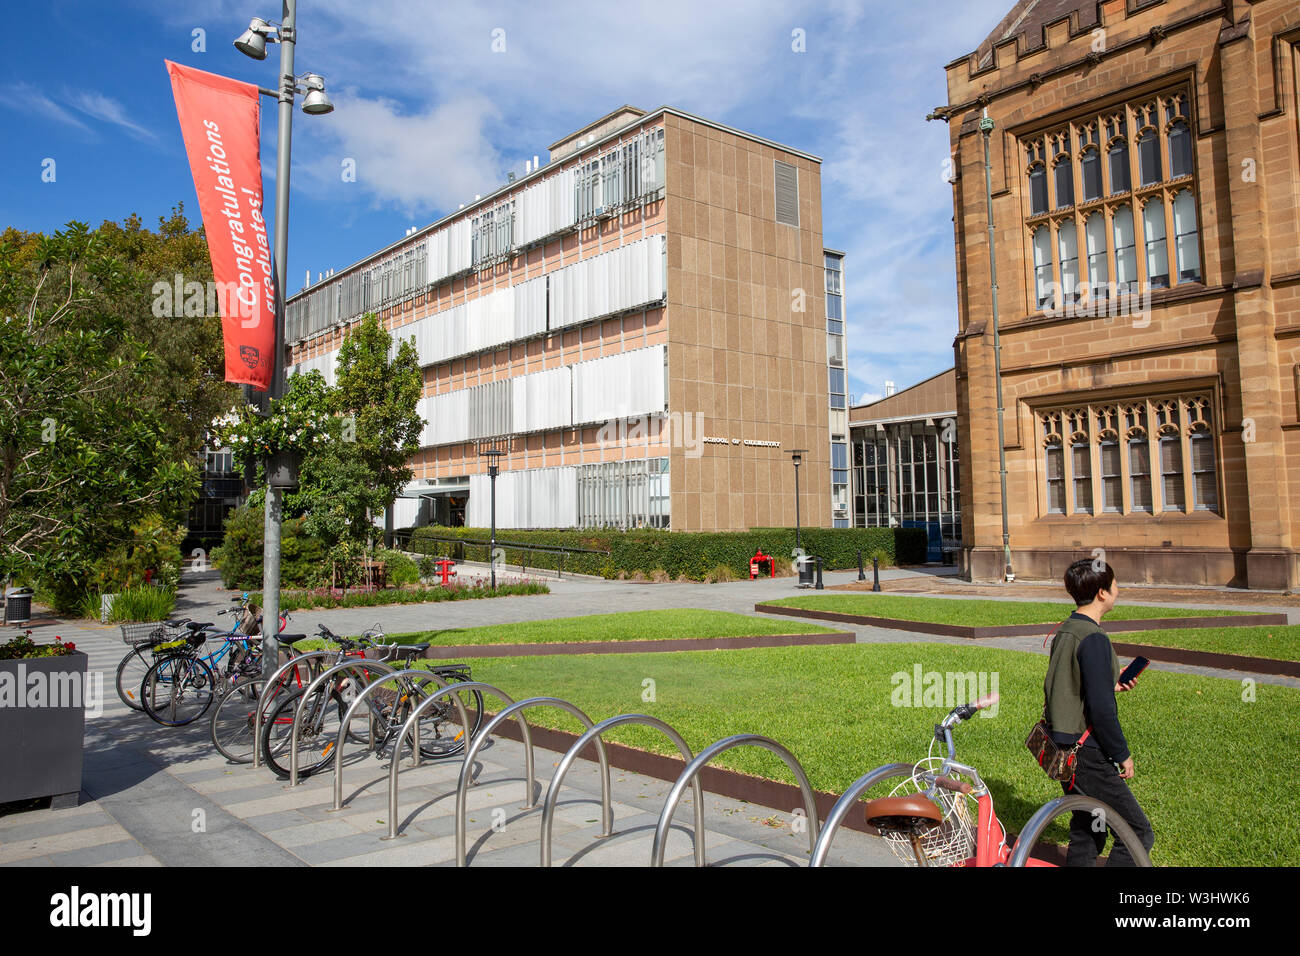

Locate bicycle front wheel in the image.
[412,673,483,760]
[115,647,152,711]
[210,679,266,763]
[141,654,216,727]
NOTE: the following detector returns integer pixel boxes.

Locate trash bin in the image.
[797,556,816,587]
[4,587,34,626]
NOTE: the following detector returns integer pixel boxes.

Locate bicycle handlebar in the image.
[932,775,974,794]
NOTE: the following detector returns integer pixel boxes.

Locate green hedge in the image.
[402,525,928,581]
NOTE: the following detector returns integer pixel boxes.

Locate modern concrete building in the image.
[285,106,839,532]
[938,0,1300,587]
[849,370,961,561]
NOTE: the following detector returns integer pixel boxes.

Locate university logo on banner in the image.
[165,60,275,390]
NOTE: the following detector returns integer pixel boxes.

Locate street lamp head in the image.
[788,448,807,467]
[301,88,334,115]
[234,17,273,59]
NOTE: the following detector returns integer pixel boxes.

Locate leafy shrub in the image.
[417,555,437,581]
[376,549,419,587]
[91,513,185,593]
[211,504,327,590]
[107,585,177,622]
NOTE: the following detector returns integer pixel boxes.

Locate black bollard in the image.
[815,556,824,590]
[857,549,866,581]
[872,555,881,592]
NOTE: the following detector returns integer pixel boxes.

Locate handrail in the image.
[539,713,704,867]
[383,680,521,841]
[253,650,335,768]
[394,533,610,557]
[288,659,397,786]
[327,668,448,811]
[809,763,915,867]
[650,733,820,867]
[455,697,611,866]
[1007,794,1152,867]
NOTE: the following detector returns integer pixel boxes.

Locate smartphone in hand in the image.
[1118,656,1150,685]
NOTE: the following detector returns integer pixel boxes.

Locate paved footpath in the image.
[3,565,1294,866]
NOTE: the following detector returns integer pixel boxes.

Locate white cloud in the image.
[0,82,95,136]
[69,91,159,141]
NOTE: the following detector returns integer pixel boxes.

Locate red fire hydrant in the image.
[749,549,775,579]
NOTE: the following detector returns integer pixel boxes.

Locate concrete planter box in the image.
[0,651,88,807]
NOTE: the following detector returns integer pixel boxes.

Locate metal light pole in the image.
[483,448,503,588]
[234,2,334,678]
[980,108,1014,583]
[788,449,807,552]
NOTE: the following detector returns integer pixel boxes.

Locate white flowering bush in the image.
[210,370,334,471]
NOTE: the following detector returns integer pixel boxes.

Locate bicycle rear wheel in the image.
[141,654,216,727]
[260,685,347,779]
[411,673,483,760]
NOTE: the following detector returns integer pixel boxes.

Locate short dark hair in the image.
[1064,559,1115,606]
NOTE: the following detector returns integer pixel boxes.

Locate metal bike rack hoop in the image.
[328,668,448,810]
[650,733,820,867]
[1007,794,1152,867]
[287,659,396,786]
[252,650,336,768]
[541,713,704,867]
[809,763,915,867]
[455,697,611,867]
[383,680,518,840]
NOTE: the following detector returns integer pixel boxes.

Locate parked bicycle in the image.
[258,629,484,779]
[859,694,1150,867]
[209,622,385,764]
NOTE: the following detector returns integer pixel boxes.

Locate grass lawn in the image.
[1117,624,1300,663]
[432,643,1298,867]
[290,609,836,653]
[765,594,1248,627]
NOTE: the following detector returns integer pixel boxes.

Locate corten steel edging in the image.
[479,712,876,835]
[1110,642,1300,678]
[412,631,855,659]
[755,604,1288,640]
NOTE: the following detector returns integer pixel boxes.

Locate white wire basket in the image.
[877,757,978,867]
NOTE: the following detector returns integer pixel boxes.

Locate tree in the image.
[0,224,198,606]
[291,314,422,551]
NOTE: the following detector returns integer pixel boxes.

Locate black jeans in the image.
[1060,746,1155,866]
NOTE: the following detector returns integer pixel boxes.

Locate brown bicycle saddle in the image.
[864,795,943,833]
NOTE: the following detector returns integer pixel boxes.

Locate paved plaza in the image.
[2,566,1295,866]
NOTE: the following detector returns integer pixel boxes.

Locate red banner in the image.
[166,60,275,390]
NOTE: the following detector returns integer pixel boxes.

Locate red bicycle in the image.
[812,694,1151,867]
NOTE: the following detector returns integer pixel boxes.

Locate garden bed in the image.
[251,578,548,612]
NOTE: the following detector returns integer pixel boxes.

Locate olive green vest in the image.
[1044,614,1120,734]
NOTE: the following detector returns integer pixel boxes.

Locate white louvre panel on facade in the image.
[388,497,422,530]
[513,365,572,434]
[421,390,471,447]
[549,234,665,331]
[572,344,666,427]
[288,351,339,388]
[464,288,515,355]
[467,379,513,440]
[515,168,577,247]
[427,219,473,285]
[513,275,547,339]
[467,466,578,529]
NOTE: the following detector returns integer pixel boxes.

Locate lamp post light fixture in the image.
[788,449,807,553]
[234,0,334,680]
[482,447,504,589]
[979,107,1015,583]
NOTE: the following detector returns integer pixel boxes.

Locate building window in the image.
[1058,221,1079,305]
[1172,190,1201,283]
[1032,226,1053,309]
[1029,164,1048,215]
[1038,394,1218,517]
[1142,197,1169,289]
[1023,87,1200,311]
[1081,148,1102,202]
[1085,212,1108,299]
[829,367,846,410]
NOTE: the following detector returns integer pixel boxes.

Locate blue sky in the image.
[0,0,1008,404]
